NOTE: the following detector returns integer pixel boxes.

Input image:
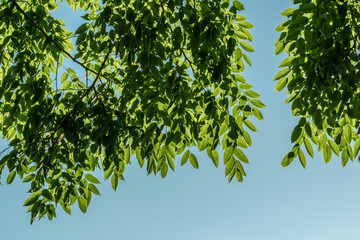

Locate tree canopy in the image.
[0,0,359,223]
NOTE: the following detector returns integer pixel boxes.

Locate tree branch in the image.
[47,52,111,140]
[11,0,108,78]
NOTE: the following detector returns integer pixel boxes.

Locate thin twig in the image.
[47,52,111,140]
[11,0,108,78]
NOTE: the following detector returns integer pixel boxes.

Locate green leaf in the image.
[245,90,260,98]
[281,7,296,16]
[353,139,360,158]
[275,77,287,92]
[304,138,314,158]
[239,42,255,52]
[343,124,352,143]
[76,32,86,45]
[167,156,175,171]
[48,0,58,11]
[234,148,249,163]
[244,119,257,132]
[238,21,254,29]
[23,191,41,206]
[291,126,302,143]
[233,1,244,11]
[243,131,252,146]
[78,196,88,213]
[323,145,332,164]
[22,174,35,183]
[75,23,90,34]
[189,153,199,169]
[42,189,53,200]
[207,148,219,167]
[250,99,266,108]
[328,139,340,156]
[281,152,295,167]
[223,146,234,164]
[275,42,284,55]
[252,108,264,121]
[181,150,190,166]
[341,150,349,167]
[298,148,306,168]
[235,31,249,40]
[161,163,168,178]
[61,81,71,89]
[6,171,16,184]
[124,146,130,164]
[274,68,291,80]
[111,174,118,191]
[279,56,295,67]
[88,183,101,195]
[61,72,69,83]
[85,174,100,184]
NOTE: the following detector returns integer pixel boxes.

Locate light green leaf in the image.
[250,99,266,108]
[245,90,260,98]
[181,150,190,166]
[111,174,118,191]
[343,124,352,143]
[275,42,284,55]
[298,148,306,168]
[207,148,219,167]
[22,174,35,183]
[6,171,16,184]
[275,77,287,92]
[323,145,332,164]
[281,7,296,16]
[233,1,244,11]
[234,148,249,163]
[244,119,257,132]
[61,81,71,89]
[78,196,88,213]
[279,56,295,67]
[281,152,295,167]
[223,146,234,164]
[243,131,252,146]
[189,153,199,169]
[88,183,101,195]
[328,139,340,156]
[61,72,69,83]
[239,42,255,52]
[238,21,254,29]
[304,138,314,158]
[85,174,100,184]
[274,68,291,80]
[161,163,168,178]
[353,139,360,158]
[342,150,349,167]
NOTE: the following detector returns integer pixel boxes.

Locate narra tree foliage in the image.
[0,0,358,223]
[274,0,360,168]
[0,0,260,222]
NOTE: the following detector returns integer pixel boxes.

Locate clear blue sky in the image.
[1,1,360,239]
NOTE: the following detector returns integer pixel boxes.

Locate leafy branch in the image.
[11,0,108,79]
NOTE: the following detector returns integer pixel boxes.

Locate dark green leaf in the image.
[6,171,16,184]
[189,153,199,169]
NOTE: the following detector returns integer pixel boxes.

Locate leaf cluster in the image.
[275,0,360,168]
[0,0,261,222]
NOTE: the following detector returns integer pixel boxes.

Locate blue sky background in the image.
[1,0,360,239]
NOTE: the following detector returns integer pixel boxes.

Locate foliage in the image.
[275,0,360,168]
[0,0,261,222]
[1,0,359,223]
